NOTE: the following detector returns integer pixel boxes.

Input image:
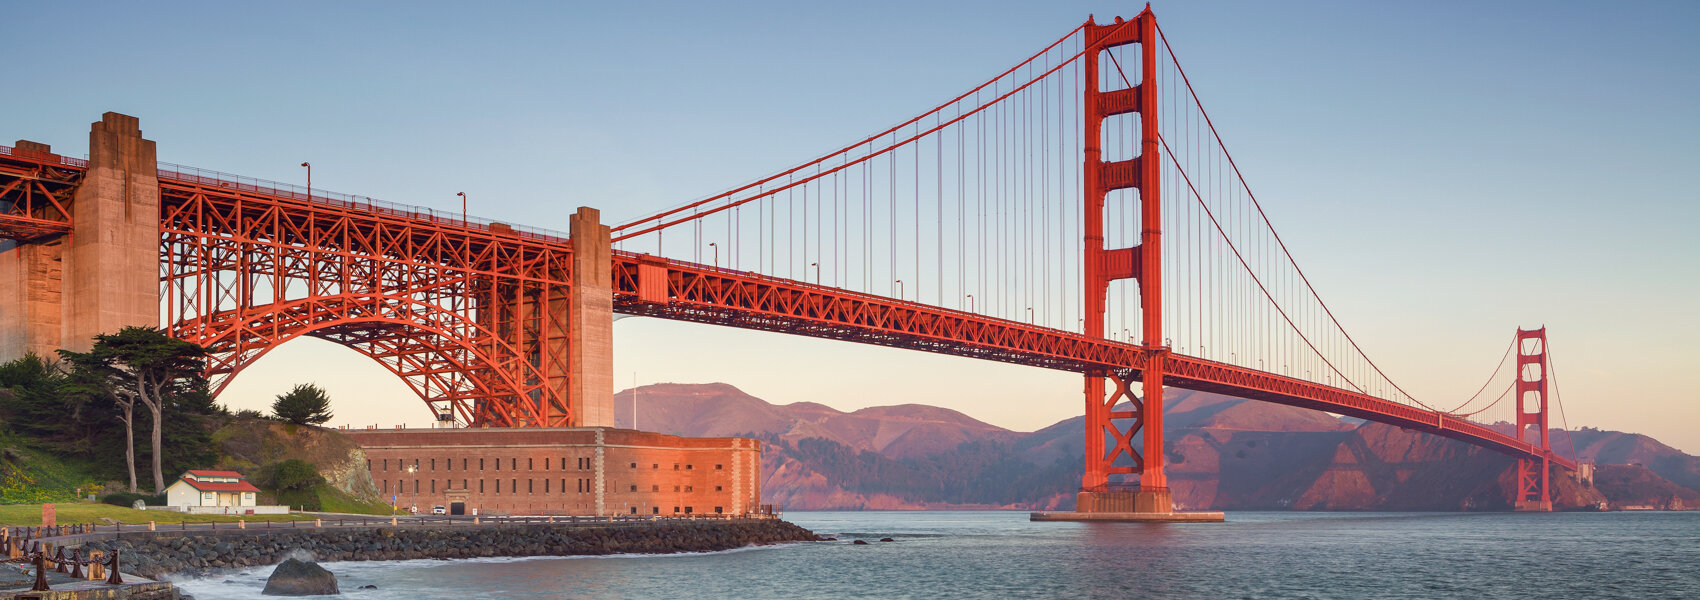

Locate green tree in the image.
[271,383,334,426]
[254,459,325,510]
[60,327,208,492]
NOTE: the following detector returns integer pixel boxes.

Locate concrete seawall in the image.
[67,519,817,579]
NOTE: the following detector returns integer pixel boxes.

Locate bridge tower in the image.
[1513,327,1553,511]
[1078,8,1173,515]
[0,113,159,359]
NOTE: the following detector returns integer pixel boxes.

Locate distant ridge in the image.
[616,382,1700,512]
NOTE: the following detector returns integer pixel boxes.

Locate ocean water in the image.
[173,511,1700,599]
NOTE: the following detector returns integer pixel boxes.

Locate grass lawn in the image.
[0,503,320,525]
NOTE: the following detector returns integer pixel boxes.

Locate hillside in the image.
[622,383,1700,512]
[211,416,392,513]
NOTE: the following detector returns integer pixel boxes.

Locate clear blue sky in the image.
[7,1,1697,452]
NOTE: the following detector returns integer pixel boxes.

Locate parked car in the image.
[431,505,447,515]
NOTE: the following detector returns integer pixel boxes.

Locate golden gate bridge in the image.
[0,7,1575,517]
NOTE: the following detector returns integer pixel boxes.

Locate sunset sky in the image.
[6,1,1696,452]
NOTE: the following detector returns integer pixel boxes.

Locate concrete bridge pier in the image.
[0,112,159,360]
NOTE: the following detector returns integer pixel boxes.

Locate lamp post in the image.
[965,294,974,313]
[300,162,311,201]
[809,262,819,284]
[405,464,418,514]
[457,192,467,224]
[708,242,718,268]
[894,280,903,300]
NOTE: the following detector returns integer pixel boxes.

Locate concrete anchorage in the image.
[0,112,159,361]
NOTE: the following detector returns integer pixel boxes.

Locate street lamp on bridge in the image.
[457,192,467,224]
[708,242,718,269]
[300,162,310,201]
[965,294,973,313]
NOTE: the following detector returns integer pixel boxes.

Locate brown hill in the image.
[618,383,1696,512]
[614,383,1017,459]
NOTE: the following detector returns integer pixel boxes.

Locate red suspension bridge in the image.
[0,8,1573,515]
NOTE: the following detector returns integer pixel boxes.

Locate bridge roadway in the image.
[0,145,1571,470]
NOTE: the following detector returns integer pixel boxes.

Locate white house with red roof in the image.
[162,470,286,514]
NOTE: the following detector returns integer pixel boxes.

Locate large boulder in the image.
[262,558,339,596]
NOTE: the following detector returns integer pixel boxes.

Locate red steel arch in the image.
[156,168,578,427]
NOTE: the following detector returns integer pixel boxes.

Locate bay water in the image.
[174,510,1700,599]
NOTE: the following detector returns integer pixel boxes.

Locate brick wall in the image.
[344,427,760,517]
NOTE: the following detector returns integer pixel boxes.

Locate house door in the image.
[450,502,465,516]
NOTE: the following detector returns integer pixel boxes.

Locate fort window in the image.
[673,464,679,471]
[431,480,436,493]
[652,484,660,492]
[673,506,680,513]
[652,463,658,469]
[685,486,693,492]
[462,479,468,490]
[413,480,419,493]
[686,464,693,470]
[495,459,500,471]
[630,506,637,514]
[528,479,534,493]
[366,459,371,471]
[480,458,486,470]
[652,507,659,515]
[431,458,436,471]
[545,479,550,493]
[715,464,723,470]
[512,458,517,470]
[715,507,723,514]
[630,484,638,492]
[673,485,680,492]
[715,486,723,492]
[463,458,468,470]
[512,478,517,492]
[629,462,636,469]
[685,507,693,514]
[382,459,387,472]
[528,458,533,470]
[480,479,486,493]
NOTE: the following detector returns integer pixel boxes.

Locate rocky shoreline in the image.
[73,519,817,580]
